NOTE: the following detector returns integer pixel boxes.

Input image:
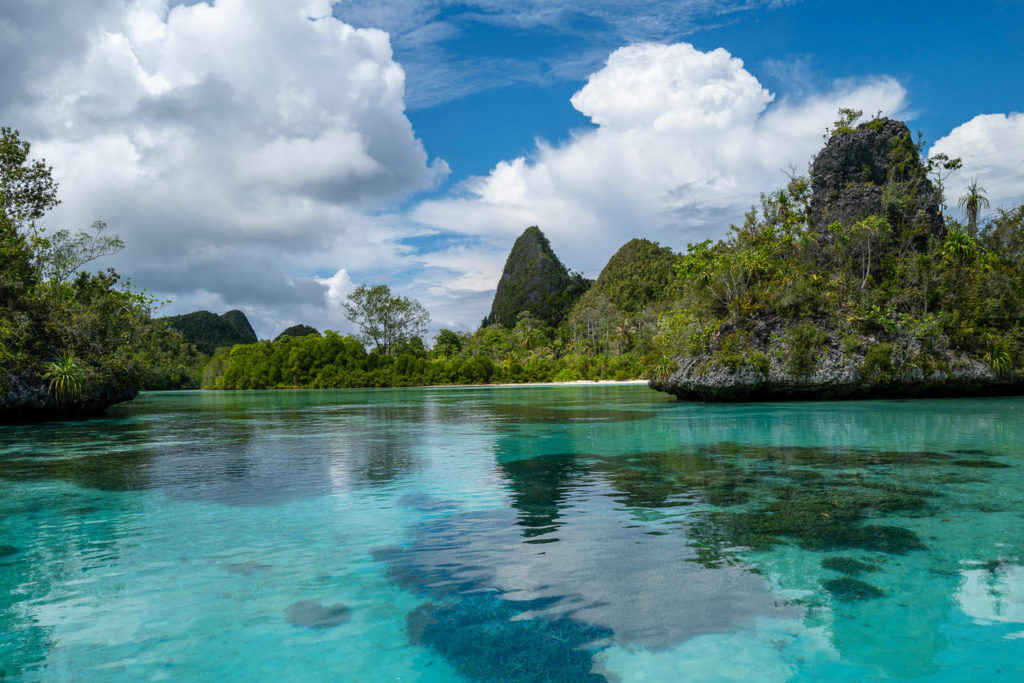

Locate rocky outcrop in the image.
[651,354,1021,401]
[484,226,591,328]
[163,309,258,354]
[650,317,1022,402]
[809,117,943,242]
[1,370,138,422]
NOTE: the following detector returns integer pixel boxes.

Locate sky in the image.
[1,0,1022,338]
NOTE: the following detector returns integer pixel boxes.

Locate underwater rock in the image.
[0,545,19,557]
[223,561,272,575]
[411,593,610,683]
[821,556,880,576]
[405,602,439,645]
[952,459,1010,468]
[285,600,351,629]
[823,577,885,601]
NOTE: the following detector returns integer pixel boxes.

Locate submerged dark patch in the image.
[284,600,350,629]
[223,561,272,575]
[488,403,657,425]
[0,545,19,557]
[702,442,950,468]
[0,449,155,491]
[595,450,756,509]
[822,577,885,601]
[821,556,881,576]
[718,485,928,555]
[952,459,1010,469]
[410,594,610,683]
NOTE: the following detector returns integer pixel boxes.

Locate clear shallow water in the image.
[1,386,1023,681]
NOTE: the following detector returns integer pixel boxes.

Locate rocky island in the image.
[651,114,1024,401]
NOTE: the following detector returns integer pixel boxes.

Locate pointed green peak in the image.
[484,226,590,328]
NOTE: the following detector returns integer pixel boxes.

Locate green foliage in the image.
[786,322,828,377]
[342,284,429,356]
[44,351,85,399]
[860,343,895,383]
[1,126,205,415]
[562,238,678,357]
[35,221,124,284]
[0,126,59,230]
[433,329,465,358]
[221,309,257,342]
[275,324,320,341]
[958,180,990,231]
[824,107,864,138]
[656,115,1024,390]
[984,336,1013,376]
[713,331,770,375]
[202,324,651,390]
[137,322,206,390]
[649,355,678,383]
[484,226,591,328]
[579,238,679,314]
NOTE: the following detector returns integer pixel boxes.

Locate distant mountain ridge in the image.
[275,324,320,341]
[163,309,257,354]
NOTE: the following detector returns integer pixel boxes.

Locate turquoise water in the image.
[1,386,1023,681]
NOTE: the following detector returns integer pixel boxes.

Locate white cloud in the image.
[930,112,1024,218]
[336,0,799,109]
[5,0,446,337]
[317,268,355,306]
[412,42,909,276]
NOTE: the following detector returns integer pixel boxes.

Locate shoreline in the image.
[140,379,652,395]
[424,379,650,389]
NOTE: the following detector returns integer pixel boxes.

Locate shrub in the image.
[860,343,895,383]
[716,331,770,374]
[786,322,828,377]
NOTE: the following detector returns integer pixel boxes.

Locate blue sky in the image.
[372,0,1024,185]
[1,0,1021,336]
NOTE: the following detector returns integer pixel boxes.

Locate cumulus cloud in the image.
[412,42,909,284]
[336,0,799,108]
[3,0,446,336]
[930,112,1024,219]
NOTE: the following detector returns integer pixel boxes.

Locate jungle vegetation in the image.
[0,127,202,417]
[653,112,1024,387]
[7,110,1023,404]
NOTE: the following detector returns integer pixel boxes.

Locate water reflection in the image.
[1,388,1023,680]
[957,559,1024,626]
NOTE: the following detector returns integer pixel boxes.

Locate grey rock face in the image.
[1,370,137,422]
[809,118,943,242]
[651,337,1017,402]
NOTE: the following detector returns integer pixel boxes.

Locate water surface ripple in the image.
[1,387,1023,680]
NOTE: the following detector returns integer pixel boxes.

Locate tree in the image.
[513,311,544,351]
[38,220,124,283]
[342,284,429,356]
[613,317,636,355]
[958,180,990,233]
[433,329,464,358]
[0,126,59,230]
